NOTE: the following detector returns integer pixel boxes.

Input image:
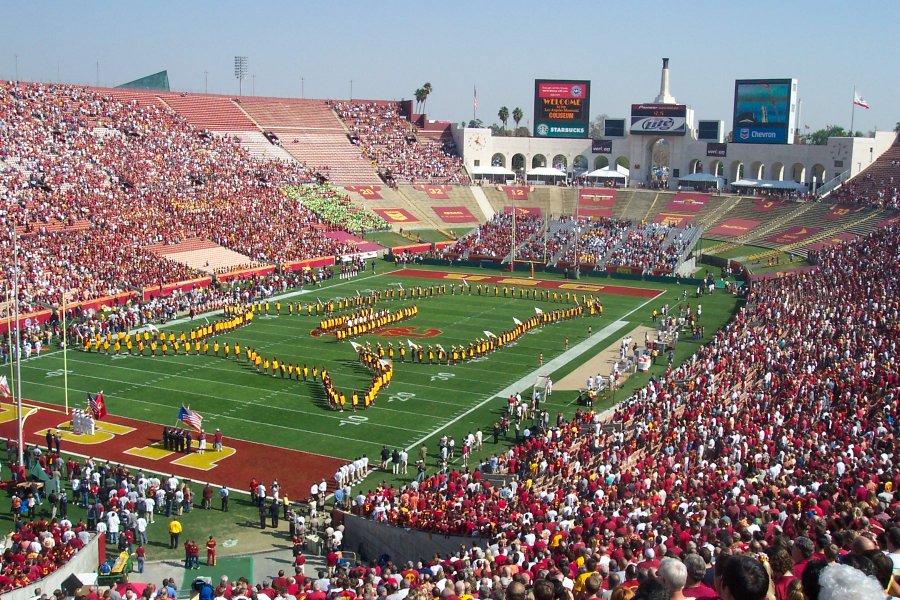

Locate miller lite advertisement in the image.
[630,103,687,136]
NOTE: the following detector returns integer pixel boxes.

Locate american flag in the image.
[178,405,204,432]
[88,391,107,419]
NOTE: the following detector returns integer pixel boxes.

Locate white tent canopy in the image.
[470,165,515,176]
[585,164,629,184]
[732,178,808,191]
[526,166,567,178]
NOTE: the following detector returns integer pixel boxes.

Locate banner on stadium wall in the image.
[391,243,431,255]
[142,277,212,302]
[70,291,138,314]
[0,310,53,335]
[215,266,276,283]
[281,256,335,273]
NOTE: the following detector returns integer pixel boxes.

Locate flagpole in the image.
[6,288,15,408]
[62,292,69,415]
[12,222,23,466]
[850,85,856,137]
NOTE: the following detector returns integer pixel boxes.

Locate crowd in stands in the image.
[284,184,389,234]
[441,213,545,261]
[828,171,900,209]
[560,218,631,266]
[0,81,358,309]
[345,223,898,599]
[605,223,694,274]
[332,102,468,185]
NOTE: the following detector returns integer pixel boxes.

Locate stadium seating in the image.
[829,135,900,208]
[333,101,469,185]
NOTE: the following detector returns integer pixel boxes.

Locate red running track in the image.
[0,399,344,500]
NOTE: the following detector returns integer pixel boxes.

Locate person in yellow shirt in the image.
[168,518,183,549]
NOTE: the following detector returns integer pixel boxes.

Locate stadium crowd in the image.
[333,102,468,185]
[344,224,899,599]
[0,82,366,309]
[441,213,546,261]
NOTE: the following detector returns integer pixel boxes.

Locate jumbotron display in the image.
[630,103,687,135]
[732,78,797,144]
[533,79,590,138]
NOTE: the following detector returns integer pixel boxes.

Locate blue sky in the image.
[3,1,898,133]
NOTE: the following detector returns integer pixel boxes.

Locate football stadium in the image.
[0,6,898,600]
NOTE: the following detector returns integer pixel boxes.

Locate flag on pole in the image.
[87,391,107,420]
[436,344,445,353]
[0,375,10,399]
[350,341,363,353]
[534,307,544,315]
[177,405,204,432]
[406,339,420,351]
[512,317,523,326]
[853,92,870,109]
[483,331,497,339]
[473,86,478,113]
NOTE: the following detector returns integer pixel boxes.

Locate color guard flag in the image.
[483,331,497,339]
[534,307,544,315]
[406,339,420,351]
[513,317,523,326]
[350,341,363,353]
[853,92,870,109]
[87,391,107,420]
[0,375,10,399]
[178,405,204,432]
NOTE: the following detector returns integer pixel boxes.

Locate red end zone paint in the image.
[390,269,662,298]
[0,399,343,500]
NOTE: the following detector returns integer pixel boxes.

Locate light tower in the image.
[234,56,248,96]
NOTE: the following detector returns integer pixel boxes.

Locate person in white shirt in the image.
[136,515,148,545]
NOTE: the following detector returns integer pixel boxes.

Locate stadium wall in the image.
[339,511,487,565]
[3,534,101,600]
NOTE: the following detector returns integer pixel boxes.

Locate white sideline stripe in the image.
[402,292,661,453]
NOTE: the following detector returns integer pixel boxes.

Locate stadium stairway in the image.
[219,131,296,162]
[615,190,656,222]
[695,195,745,231]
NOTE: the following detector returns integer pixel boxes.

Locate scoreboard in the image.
[630,103,687,135]
[533,80,590,139]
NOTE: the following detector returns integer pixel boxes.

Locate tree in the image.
[467,118,484,129]
[514,126,530,137]
[589,113,608,139]
[414,88,426,113]
[422,82,432,113]
[799,125,863,145]
[512,107,523,131]
[894,121,900,133]
[498,106,509,133]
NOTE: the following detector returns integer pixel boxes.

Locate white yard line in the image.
[403,293,661,452]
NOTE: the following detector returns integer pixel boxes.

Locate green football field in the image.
[13,264,740,465]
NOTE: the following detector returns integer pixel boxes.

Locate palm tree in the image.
[512,107,523,133]
[414,88,426,113]
[422,82,433,113]
[498,106,510,134]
